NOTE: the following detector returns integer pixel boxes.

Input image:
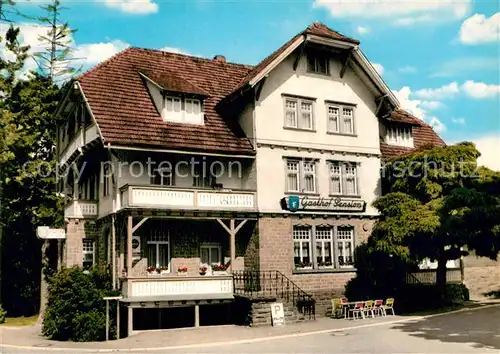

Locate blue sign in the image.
[281,196,366,213]
[288,195,300,212]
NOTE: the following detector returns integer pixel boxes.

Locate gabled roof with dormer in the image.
[380,109,446,160]
[72,22,444,159]
[77,48,255,156]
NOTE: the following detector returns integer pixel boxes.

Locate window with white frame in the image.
[82,239,95,270]
[326,104,355,135]
[147,230,170,270]
[286,159,317,193]
[163,96,203,125]
[328,161,359,196]
[150,165,173,186]
[385,125,413,147]
[336,226,355,267]
[283,97,314,130]
[102,164,110,197]
[293,226,312,268]
[315,227,334,268]
[293,225,355,270]
[193,162,215,188]
[200,243,222,267]
[307,52,329,75]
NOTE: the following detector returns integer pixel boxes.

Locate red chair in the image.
[348,301,365,320]
[373,299,385,316]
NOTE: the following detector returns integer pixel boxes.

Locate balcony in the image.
[64,200,98,218]
[119,185,256,211]
[121,275,234,300]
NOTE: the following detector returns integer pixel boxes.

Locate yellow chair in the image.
[384,298,395,315]
[331,298,343,318]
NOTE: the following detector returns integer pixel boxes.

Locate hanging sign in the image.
[36,226,66,240]
[270,302,285,326]
[281,196,366,213]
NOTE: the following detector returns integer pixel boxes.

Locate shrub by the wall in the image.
[42,267,114,342]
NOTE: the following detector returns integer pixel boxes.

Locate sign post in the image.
[270,302,285,326]
[36,226,66,240]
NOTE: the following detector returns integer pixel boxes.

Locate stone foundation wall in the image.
[257,215,375,316]
[235,296,304,327]
[64,218,101,267]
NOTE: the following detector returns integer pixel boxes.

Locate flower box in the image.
[212,271,227,276]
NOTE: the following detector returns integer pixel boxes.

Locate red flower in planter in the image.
[146,266,156,273]
[212,264,228,271]
[177,266,188,273]
[199,266,208,273]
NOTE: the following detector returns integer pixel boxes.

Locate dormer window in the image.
[163,96,203,125]
[386,126,413,147]
[307,51,329,75]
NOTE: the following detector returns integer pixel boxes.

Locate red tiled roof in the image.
[231,22,359,95]
[380,109,446,160]
[141,70,210,97]
[78,48,255,155]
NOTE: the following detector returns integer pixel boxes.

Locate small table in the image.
[342,302,365,320]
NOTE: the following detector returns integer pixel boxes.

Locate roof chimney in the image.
[213,55,226,63]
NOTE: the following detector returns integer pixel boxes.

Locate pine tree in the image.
[34,0,80,82]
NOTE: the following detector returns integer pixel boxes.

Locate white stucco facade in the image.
[243,51,383,216]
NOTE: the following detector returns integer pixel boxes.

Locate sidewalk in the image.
[1,302,498,352]
[0,315,407,352]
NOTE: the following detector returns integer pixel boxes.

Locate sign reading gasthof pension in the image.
[281,196,366,213]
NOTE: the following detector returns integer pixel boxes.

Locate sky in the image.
[3,0,500,170]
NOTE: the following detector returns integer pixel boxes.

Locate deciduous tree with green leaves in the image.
[372,142,500,297]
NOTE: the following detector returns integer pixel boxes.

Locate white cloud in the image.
[313,0,471,25]
[393,86,447,133]
[73,40,129,65]
[428,116,446,133]
[473,134,500,171]
[393,86,426,119]
[459,13,500,44]
[103,0,158,14]
[461,80,500,99]
[160,46,190,55]
[414,82,460,100]
[372,63,384,75]
[1,22,129,80]
[430,57,499,78]
[398,65,417,74]
[451,117,466,125]
[420,100,444,110]
[356,26,370,35]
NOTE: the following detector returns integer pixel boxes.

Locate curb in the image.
[1,303,498,352]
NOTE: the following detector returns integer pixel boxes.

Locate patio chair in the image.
[340,298,349,319]
[373,299,385,316]
[384,298,395,315]
[331,298,343,318]
[348,301,365,320]
[364,300,375,318]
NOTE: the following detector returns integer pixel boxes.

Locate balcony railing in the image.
[59,124,99,166]
[64,200,98,218]
[122,275,234,298]
[120,185,256,211]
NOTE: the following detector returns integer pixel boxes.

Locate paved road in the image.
[1,306,499,353]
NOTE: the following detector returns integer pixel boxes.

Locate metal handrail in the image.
[232,270,316,319]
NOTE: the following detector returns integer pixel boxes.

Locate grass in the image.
[1,314,38,326]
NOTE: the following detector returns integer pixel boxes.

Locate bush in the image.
[73,309,107,342]
[0,304,6,324]
[345,243,470,314]
[42,267,114,342]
